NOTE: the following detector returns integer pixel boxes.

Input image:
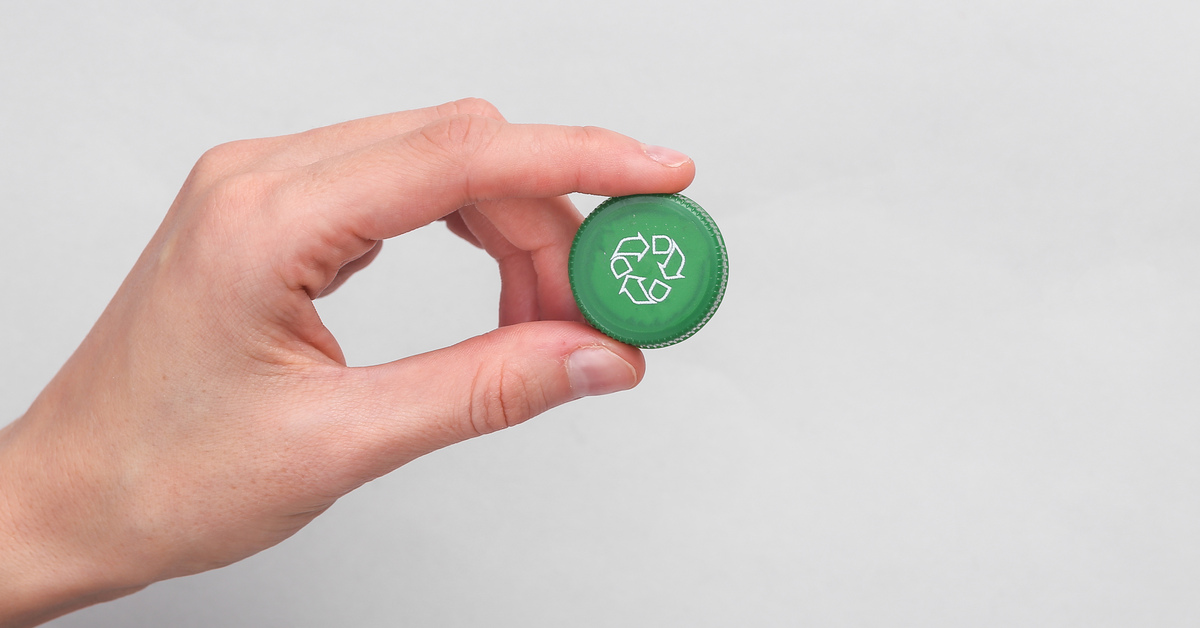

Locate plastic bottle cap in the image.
[569,193,729,348]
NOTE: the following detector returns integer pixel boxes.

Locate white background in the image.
[2,1,1198,625]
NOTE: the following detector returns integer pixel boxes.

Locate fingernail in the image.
[567,347,638,398]
[642,144,691,168]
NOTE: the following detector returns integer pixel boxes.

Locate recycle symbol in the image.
[609,232,686,305]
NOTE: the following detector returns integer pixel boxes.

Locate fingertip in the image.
[637,143,696,193]
[567,346,639,399]
[642,144,692,168]
[610,339,647,382]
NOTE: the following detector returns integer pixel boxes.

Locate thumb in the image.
[336,321,643,473]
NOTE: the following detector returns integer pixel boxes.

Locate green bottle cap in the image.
[569,193,729,348]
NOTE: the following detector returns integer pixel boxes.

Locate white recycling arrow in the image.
[613,233,649,261]
[653,235,686,280]
[647,278,672,302]
[610,255,633,279]
[610,233,685,305]
[618,275,658,305]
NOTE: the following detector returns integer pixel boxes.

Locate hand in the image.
[0,98,695,626]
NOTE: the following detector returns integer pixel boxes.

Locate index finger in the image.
[257,98,508,171]
[270,115,694,296]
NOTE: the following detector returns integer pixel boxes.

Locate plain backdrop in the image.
[2,1,1199,626]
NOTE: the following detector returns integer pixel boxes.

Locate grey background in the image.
[2,0,1198,625]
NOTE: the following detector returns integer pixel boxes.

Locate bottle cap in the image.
[569,193,728,348]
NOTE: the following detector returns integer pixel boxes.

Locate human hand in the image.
[0,98,694,626]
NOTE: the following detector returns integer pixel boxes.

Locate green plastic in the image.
[569,193,728,348]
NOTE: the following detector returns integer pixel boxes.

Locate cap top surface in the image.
[569,194,728,348]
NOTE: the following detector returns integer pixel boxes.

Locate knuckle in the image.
[205,170,278,212]
[153,170,281,277]
[565,125,608,151]
[188,170,286,244]
[467,362,543,437]
[541,125,605,189]
[416,113,501,159]
[192,139,268,182]
[289,125,330,149]
[449,97,505,121]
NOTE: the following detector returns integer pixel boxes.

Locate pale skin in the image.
[0,98,695,627]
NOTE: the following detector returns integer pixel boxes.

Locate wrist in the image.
[0,399,148,627]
